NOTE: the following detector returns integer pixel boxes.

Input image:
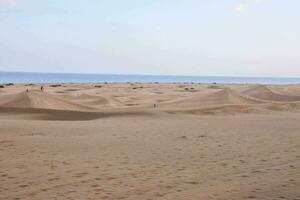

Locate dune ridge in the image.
[159,88,264,109]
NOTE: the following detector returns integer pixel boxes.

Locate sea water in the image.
[0,71,299,84]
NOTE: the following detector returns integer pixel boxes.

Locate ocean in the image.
[0,72,299,84]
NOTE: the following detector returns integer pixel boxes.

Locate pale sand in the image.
[0,83,299,200]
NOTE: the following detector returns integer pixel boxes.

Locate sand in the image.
[0,83,299,200]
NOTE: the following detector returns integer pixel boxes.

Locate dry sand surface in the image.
[0,83,299,200]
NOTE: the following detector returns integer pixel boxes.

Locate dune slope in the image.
[243,85,300,102]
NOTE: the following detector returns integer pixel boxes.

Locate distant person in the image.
[26,89,29,93]
[41,86,44,92]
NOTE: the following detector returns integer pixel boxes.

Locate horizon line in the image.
[1,70,300,79]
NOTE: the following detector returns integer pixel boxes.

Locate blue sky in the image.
[0,0,300,77]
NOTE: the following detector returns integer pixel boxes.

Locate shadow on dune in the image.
[164,104,258,116]
[0,107,153,121]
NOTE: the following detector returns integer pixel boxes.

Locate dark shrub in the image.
[50,84,62,87]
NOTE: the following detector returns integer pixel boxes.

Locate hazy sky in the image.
[0,0,300,77]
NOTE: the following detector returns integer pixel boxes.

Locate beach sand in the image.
[0,83,299,200]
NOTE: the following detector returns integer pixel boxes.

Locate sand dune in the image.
[201,88,264,105]
[0,90,93,111]
[0,83,300,200]
[63,93,111,107]
[243,85,300,102]
[0,85,299,116]
[163,87,300,115]
[160,88,263,110]
[0,90,155,120]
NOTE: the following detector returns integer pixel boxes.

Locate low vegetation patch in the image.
[50,84,62,87]
[64,89,79,91]
[208,85,223,89]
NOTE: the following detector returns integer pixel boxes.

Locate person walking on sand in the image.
[26,89,29,93]
[41,86,44,92]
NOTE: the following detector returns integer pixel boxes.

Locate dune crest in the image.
[202,88,263,105]
[161,88,263,109]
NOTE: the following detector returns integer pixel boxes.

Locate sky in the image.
[0,0,300,77]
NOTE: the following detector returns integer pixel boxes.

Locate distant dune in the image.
[0,84,300,118]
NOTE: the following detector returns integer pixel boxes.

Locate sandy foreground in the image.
[0,83,299,200]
